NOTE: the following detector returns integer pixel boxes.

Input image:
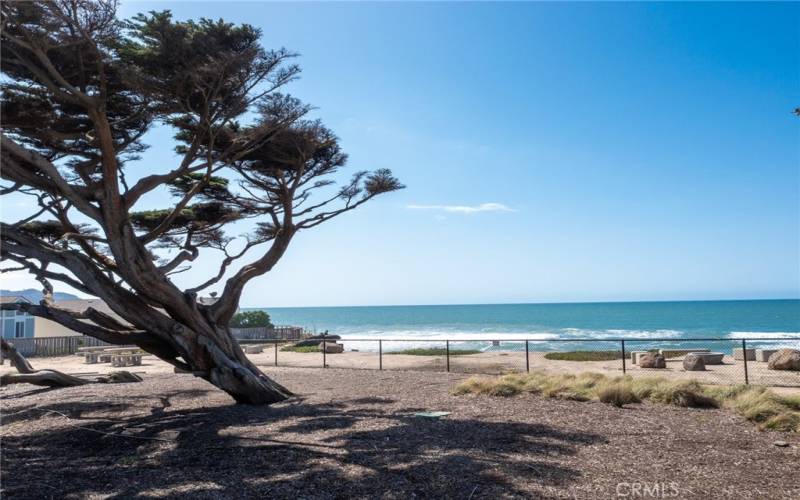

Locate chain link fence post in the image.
[525,340,530,373]
[742,339,749,385]
[322,332,327,368]
[446,340,450,372]
[621,339,626,374]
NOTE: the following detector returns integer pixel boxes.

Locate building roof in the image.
[53,298,118,317]
[0,296,32,304]
[40,298,132,327]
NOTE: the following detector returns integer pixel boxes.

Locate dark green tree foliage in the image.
[0,1,402,404]
[230,310,273,329]
[19,220,96,244]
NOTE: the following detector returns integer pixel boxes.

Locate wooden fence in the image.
[232,326,307,340]
[4,335,114,358]
[1,326,308,359]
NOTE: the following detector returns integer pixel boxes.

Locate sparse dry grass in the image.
[597,383,640,407]
[453,371,800,432]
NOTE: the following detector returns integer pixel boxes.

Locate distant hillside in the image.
[0,289,81,302]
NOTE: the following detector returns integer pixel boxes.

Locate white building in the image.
[34,298,124,338]
[0,296,35,339]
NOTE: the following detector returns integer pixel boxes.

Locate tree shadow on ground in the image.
[1,394,605,499]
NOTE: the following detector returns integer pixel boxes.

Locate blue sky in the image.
[3,2,799,306]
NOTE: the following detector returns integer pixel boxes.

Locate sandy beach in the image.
[6,349,798,393]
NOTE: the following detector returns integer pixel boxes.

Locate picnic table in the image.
[81,346,145,366]
[76,346,113,355]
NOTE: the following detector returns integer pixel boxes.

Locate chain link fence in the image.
[240,336,800,387]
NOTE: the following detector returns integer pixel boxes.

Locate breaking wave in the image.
[336,327,686,352]
[727,331,800,349]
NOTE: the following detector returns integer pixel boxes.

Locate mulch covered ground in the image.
[1,367,798,499]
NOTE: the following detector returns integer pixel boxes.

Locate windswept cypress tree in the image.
[0,1,402,404]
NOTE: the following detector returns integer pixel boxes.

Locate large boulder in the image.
[293,334,342,347]
[638,353,666,369]
[322,342,344,354]
[767,349,800,371]
[683,354,706,371]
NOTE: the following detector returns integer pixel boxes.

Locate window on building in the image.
[14,321,25,338]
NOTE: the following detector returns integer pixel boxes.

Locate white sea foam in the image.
[727,332,800,349]
[594,329,683,339]
[728,331,800,339]
[335,327,687,352]
[337,331,558,352]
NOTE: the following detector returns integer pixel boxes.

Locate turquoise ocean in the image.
[255,299,800,353]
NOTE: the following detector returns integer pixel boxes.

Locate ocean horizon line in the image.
[243,297,800,310]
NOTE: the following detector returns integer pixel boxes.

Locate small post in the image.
[274,340,278,367]
[446,340,450,372]
[379,340,383,370]
[742,339,749,385]
[322,332,327,369]
[525,340,530,373]
[621,339,627,374]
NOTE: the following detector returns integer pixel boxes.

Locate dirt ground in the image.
[1,367,799,499]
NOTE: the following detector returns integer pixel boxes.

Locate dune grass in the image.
[544,351,623,361]
[387,348,482,356]
[452,371,800,432]
[543,349,684,362]
[280,345,321,353]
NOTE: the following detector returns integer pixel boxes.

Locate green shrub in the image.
[543,351,623,361]
[280,345,320,353]
[388,348,481,356]
[230,310,273,329]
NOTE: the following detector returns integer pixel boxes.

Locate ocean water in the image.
[255,300,800,353]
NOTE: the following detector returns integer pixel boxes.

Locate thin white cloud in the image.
[406,202,517,214]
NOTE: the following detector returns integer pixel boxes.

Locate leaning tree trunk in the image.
[172,324,292,405]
